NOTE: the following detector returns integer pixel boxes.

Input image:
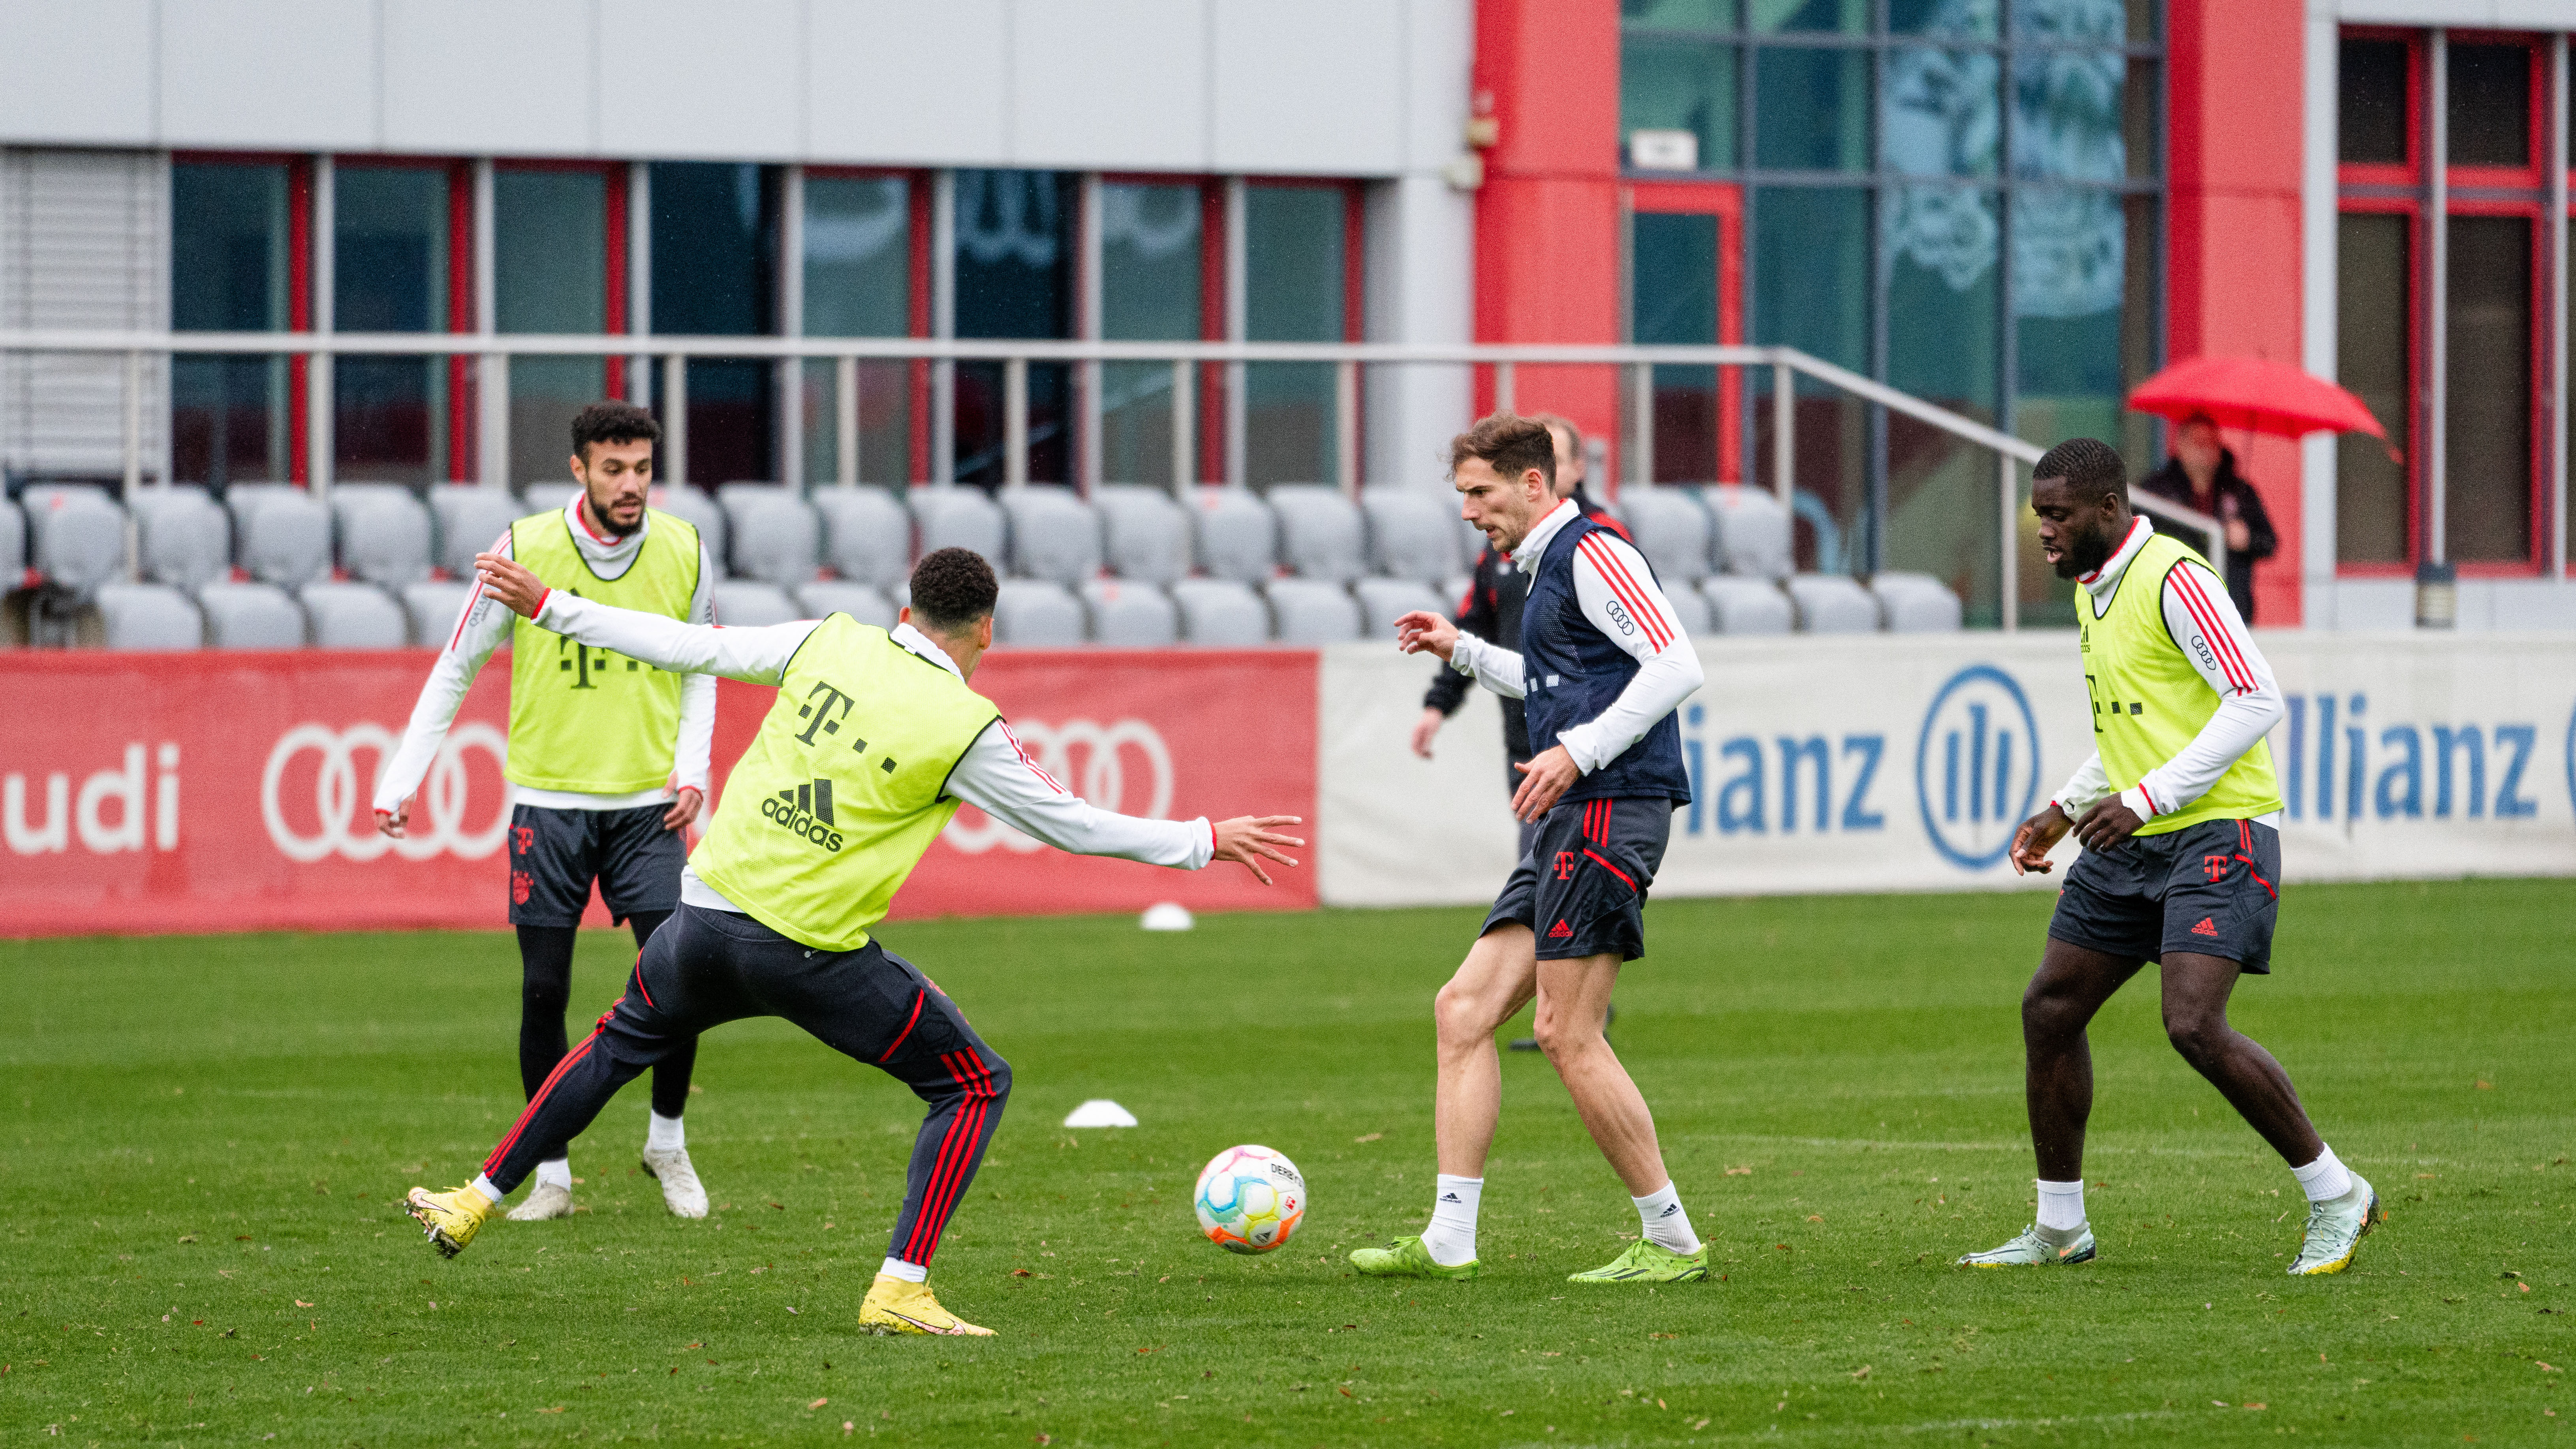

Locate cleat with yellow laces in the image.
[1958,1222,2095,1267]
[405,1184,497,1259]
[2288,1175,2381,1276]
[1348,1235,1479,1280]
[858,1274,994,1336]
[1568,1239,1708,1284]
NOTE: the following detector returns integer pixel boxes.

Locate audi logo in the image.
[942,718,1174,855]
[260,722,511,863]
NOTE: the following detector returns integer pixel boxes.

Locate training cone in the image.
[1063,1099,1140,1128]
[1140,902,1194,931]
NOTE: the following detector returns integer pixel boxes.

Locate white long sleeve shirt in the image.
[2050,515,2285,827]
[517,591,1216,912]
[373,497,718,816]
[1445,498,1706,774]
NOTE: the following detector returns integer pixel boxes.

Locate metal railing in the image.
[0,329,2220,631]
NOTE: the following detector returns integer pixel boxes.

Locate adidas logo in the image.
[1659,1204,1680,1217]
[2191,917,2220,937]
[1439,1193,1462,1203]
[759,778,846,852]
[1548,920,1573,938]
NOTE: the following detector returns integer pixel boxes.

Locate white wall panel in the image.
[807,0,1009,165]
[1009,0,1210,171]
[0,0,156,145]
[1210,0,1405,175]
[599,0,801,159]
[383,0,595,156]
[160,0,378,150]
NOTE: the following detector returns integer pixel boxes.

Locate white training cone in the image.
[1063,1099,1140,1129]
[1140,902,1194,932]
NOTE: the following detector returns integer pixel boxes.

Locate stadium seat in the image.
[401,580,475,645]
[1699,576,1793,635]
[0,497,22,581]
[708,581,798,627]
[131,485,231,590]
[650,486,728,569]
[1268,485,1366,583]
[791,580,896,629]
[1169,578,1268,646]
[520,482,581,519]
[195,581,306,648]
[1002,485,1104,585]
[993,579,1086,647]
[1662,581,1714,638]
[331,483,434,586]
[911,487,1007,565]
[300,581,410,648]
[1359,487,1460,584]
[429,485,525,574]
[1869,571,1965,633]
[1786,574,1879,633]
[1706,485,1793,580]
[720,486,822,586]
[1188,487,1279,584]
[811,487,912,588]
[1457,514,1489,570]
[1265,577,1362,644]
[23,485,127,594]
[227,485,332,587]
[92,582,203,649]
[1437,574,1474,616]
[1080,579,1179,647]
[1094,485,1191,585]
[1352,577,1443,639]
[1616,487,1713,584]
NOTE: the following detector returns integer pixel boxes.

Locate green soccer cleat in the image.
[1957,1222,2096,1267]
[2288,1175,2381,1276]
[1348,1235,1479,1280]
[1568,1239,1708,1284]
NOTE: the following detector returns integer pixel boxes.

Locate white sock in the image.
[470,1174,503,1205]
[1633,1181,1702,1255]
[1423,1174,1483,1266]
[2036,1178,2086,1231]
[534,1158,573,1191]
[2292,1144,2353,1203]
[878,1256,928,1284]
[646,1112,686,1153]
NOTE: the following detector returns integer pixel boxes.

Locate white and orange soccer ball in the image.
[1192,1145,1306,1255]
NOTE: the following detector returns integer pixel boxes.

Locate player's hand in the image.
[1410,707,1446,759]
[472,552,549,618]
[2073,797,2146,854]
[2009,802,2071,875]
[2224,517,2252,552]
[663,786,705,832]
[1393,610,1460,662]
[376,799,411,839]
[1210,815,1304,886]
[1509,746,1581,823]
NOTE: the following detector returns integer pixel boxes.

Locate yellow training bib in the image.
[504,506,701,794]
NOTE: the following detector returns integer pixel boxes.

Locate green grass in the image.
[4,880,2572,1447]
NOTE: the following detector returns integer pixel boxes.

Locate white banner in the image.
[1319,632,2576,906]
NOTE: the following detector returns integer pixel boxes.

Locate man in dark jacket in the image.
[2136,413,2278,623]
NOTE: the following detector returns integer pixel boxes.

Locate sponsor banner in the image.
[1318,632,2576,906]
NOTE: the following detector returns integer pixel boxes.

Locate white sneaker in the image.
[641,1146,709,1219]
[506,1182,574,1221]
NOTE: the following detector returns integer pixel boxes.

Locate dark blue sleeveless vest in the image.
[1518,515,1693,806]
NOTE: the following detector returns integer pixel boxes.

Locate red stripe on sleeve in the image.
[1577,535,1672,652]
[2168,569,2255,692]
[999,722,1067,794]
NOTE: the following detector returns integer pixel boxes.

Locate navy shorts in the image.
[2048,816,2283,974]
[1481,796,1672,962]
[507,802,685,927]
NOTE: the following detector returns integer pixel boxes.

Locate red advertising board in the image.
[0,647,1317,938]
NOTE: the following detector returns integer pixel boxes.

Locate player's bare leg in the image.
[1433,923,1539,1178]
[1531,953,1663,1194]
[2157,952,2322,1164]
[1963,937,2139,1266]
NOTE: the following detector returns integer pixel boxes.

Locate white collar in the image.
[560,494,650,571]
[890,620,964,681]
[2078,516,2154,601]
[1507,497,1581,577]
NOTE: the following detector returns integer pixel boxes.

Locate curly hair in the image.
[1449,412,1556,489]
[2032,436,2129,504]
[908,547,999,634]
[569,401,660,462]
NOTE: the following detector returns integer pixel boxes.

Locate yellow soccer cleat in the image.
[405,1184,497,1259]
[858,1274,995,1336]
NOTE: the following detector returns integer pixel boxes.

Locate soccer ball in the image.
[1193,1145,1306,1255]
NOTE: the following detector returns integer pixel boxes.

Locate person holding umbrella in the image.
[2136,412,2277,623]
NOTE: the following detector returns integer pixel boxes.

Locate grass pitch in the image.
[4,880,2571,1447]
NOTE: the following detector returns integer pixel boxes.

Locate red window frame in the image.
[491,158,634,400]
[801,165,933,484]
[330,154,477,481]
[170,151,316,484]
[1624,179,1746,485]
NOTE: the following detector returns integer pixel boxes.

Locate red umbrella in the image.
[2126,355,2387,441]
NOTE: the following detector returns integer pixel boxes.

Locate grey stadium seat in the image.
[402,580,475,646]
[708,581,798,628]
[792,581,896,629]
[430,485,524,575]
[1094,485,1190,585]
[1080,579,1178,647]
[331,483,434,586]
[24,485,127,594]
[1352,577,1444,639]
[1268,485,1366,583]
[1169,578,1269,646]
[1661,582,1713,638]
[0,497,22,580]
[811,487,912,588]
[992,579,1085,647]
[1615,487,1713,584]
[93,583,203,649]
[1869,572,1965,633]
[227,484,333,587]
[1359,487,1460,584]
[132,485,232,590]
[911,488,1007,565]
[1265,577,1362,645]
[651,486,728,570]
[1786,575,1880,634]
[195,581,306,648]
[1003,486,1104,586]
[301,581,410,648]
[720,486,821,587]
[1189,487,1278,584]
[520,483,581,519]
[1707,485,1793,580]
[1699,576,1793,635]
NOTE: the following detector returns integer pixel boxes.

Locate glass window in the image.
[1633,211,1721,482]
[953,169,1074,485]
[496,167,609,487]
[1755,47,1871,172]
[652,162,780,485]
[2011,0,2125,45]
[1099,182,1204,486]
[1754,185,1869,569]
[334,164,453,483]
[171,161,291,488]
[1624,0,1735,26]
[1890,0,1997,41]
[2334,211,2410,566]
[1883,48,2001,177]
[1751,0,1863,36]
[2338,39,2409,166]
[1622,36,1739,171]
[1885,186,2003,624]
[2010,188,2127,447]
[2011,49,2126,182]
[2446,44,2529,169]
[1243,185,1347,487]
[2443,214,2531,563]
[801,175,913,488]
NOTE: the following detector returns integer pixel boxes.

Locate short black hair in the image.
[2032,436,2128,504]
[570,401,660,461]
[1450,412,1556,489]
[909,547,998,634]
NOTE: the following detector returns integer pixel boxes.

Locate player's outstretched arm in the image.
[1209,815,1305,886]
[472,551,812,685]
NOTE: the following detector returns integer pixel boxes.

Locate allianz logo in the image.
[4,743,180,855]
[2275,693,2552,823]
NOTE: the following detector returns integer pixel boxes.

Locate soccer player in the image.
[403,547,1302,1336]
[374,401,716,1223]
[1358,412,1707,1285]
[1959,437,2378,1276]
